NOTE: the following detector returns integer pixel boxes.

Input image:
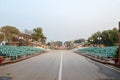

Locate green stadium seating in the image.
[0,46,45,58]
[77,46,118,58]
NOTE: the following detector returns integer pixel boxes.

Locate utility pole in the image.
[119,22,120,64]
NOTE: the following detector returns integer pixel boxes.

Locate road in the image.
[0,50,120,80]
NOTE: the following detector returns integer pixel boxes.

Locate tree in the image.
[40,34,47,44]
[88,31,102,45]
[88,28,118,46]
[23,29,32,36]
[101,28,118,46]
[0,25,20,44]
[22,29,32,44]
[47,42,51,46]
[31,27,46,44]
[0,34,4,42]
[74,38,85,43]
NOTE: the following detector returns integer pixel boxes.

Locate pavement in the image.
[0,50,120,80]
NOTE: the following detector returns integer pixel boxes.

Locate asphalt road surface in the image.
[0,50,120,80]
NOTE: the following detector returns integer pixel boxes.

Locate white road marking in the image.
[88,58,120,73]
[58,52,63,80]
[101,64,120,73]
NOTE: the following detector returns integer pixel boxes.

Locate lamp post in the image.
[118,22,120,64]
[97,37,102,47]
[90,39,94,47]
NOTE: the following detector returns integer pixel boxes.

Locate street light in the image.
[118,22,120,64]
[90,39,94,47]
[97,37,102,47]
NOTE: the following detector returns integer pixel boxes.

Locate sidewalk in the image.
[74,51,120,68]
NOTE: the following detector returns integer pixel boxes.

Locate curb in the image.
[74,51,120,68]
[0,51,48,66]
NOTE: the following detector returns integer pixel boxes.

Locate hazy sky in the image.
[0,0,120,42]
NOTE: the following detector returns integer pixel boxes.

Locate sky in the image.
[0,0,120,42]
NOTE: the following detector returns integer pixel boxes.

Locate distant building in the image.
[73,39,85,48]
[49,41,63,49]
[64,41,74,49]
